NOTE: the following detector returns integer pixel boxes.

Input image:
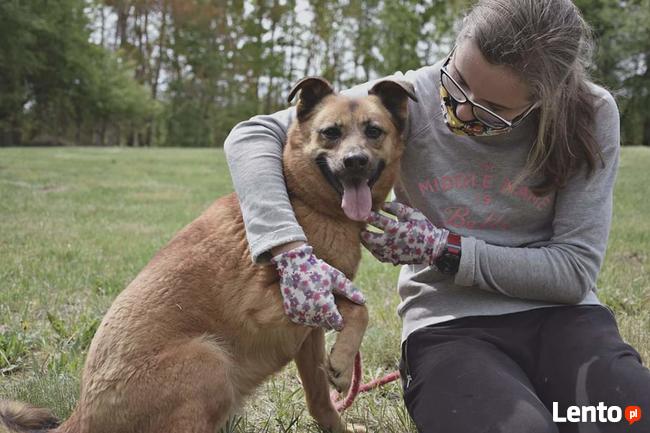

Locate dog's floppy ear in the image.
[288,77,335,121]
[368,79,418,132]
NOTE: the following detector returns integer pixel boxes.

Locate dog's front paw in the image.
[343,423,367,433]
[326,347,354,393]
[322,419,366,433]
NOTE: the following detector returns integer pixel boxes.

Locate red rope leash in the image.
[330,352,401,412]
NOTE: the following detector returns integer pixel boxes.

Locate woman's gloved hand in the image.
[361,201,449,266]
[271,244,365,331]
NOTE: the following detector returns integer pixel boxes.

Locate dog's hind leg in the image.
[159,400,227,433]
[137,335,237,433]
[326,299,369,394]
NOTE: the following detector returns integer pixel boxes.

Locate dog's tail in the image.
[0,400,60,433]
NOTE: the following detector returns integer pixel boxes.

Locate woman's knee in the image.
[401,337,558,433]
[403,389,558,433]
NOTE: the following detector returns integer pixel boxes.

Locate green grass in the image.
[0,146,648,432]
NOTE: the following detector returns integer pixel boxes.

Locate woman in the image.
[224,0,649,432]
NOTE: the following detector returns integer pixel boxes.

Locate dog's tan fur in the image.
[0,78,415,433]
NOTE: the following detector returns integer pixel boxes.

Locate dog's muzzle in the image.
[316,155,343,195]
[315,154,386,221]
[315,154,385,195]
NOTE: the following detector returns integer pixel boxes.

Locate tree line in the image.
[1,0,648,147]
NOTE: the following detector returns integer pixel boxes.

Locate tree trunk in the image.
[100,4,105,46]
[116,1,130,49]
[266,1,279,113]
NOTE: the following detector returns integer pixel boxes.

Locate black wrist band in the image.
[434,232,462,275]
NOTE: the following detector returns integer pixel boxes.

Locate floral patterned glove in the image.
[361,201,449,266]
[271,244,365,331]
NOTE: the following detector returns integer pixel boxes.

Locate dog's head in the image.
[284,77,417,222]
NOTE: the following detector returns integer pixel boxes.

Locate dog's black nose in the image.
[343,153,369,170]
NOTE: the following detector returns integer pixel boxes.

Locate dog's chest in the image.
[232,327,310,392]
[289,201,359,278]
[304,224,360,278]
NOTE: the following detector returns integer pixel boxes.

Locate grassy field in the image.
[0,147,648,432]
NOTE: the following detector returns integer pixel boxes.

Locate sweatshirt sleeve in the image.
[454,91,621,304]
[223,107,307,264]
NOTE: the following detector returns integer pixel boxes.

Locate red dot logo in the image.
[625,406,642,425]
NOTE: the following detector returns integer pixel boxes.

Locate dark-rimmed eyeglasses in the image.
[440,47,539,129]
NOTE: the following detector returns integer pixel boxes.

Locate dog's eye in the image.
[365,125,384,139]
[321,126,342,140]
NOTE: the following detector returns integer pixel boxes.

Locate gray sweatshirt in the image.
[224,61,620,342]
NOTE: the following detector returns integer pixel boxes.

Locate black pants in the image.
[399,305,650,433]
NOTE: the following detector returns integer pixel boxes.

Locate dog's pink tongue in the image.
[341,183,372,221]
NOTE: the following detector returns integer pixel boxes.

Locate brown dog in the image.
[0,77,416,433]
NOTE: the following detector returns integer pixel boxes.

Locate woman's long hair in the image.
[458,0,603,194]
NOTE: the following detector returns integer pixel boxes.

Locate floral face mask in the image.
[439,85,513,137]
